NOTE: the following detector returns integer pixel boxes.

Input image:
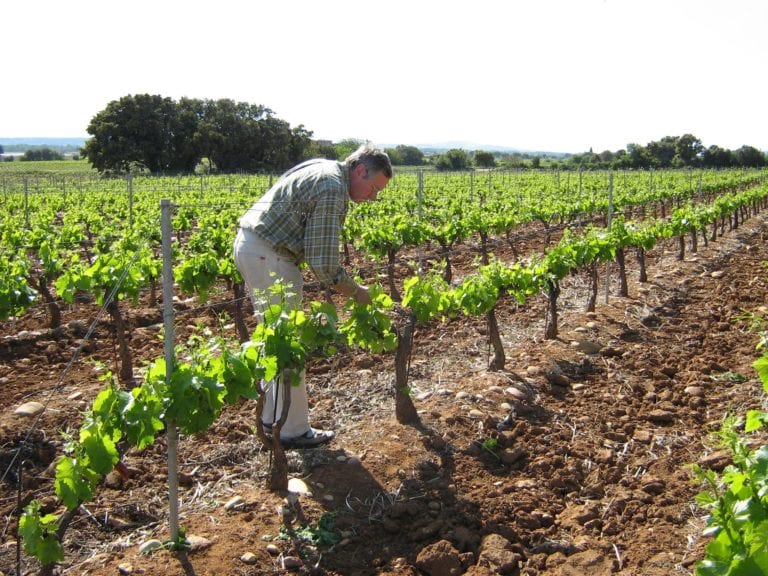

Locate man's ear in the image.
[354,163,368,179]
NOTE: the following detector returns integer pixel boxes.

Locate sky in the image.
[2,0,767,154]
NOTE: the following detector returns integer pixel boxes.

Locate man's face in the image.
[350,164,389,202]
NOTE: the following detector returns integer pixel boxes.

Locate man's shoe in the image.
[260,423,334,448]
[281,428,334,449]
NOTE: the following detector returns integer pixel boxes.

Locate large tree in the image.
[735,145,766,168]
[435,148,470,171]
[83,94,181,173]
[83,95,312,174]
[702,145,734,168]
[394,145,425,166]
[627,143,652,169]
[473,150,496,168]
[646,136,677,168]
[675,133,704,166]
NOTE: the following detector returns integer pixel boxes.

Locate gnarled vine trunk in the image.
[387,248,401,302]
[107,300,134,386]
[486,307,505,371]
[636,247,648,283]
[616,248,628,297]
[544,280,560,340]
[586,262,598,312]
[394,312,418,424]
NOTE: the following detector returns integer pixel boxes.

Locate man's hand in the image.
[333,280,372,305]
[354,285,372,305]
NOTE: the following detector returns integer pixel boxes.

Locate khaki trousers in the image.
[233,228,310,438]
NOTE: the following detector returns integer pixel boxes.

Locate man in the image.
[233,143,392,447]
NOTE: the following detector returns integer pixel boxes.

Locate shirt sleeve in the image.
[303,193,353,288]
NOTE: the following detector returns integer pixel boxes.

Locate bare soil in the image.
[3,213,768,576]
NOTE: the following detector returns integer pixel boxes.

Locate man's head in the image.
[346,144,392,202]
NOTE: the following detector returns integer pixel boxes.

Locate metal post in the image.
[127,174,134,230]
[23,178,30,229]
[604,172,614,304]
[417,170,424,275]
[160,199,180,544]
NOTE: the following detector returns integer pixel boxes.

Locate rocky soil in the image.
[2,212,768,575]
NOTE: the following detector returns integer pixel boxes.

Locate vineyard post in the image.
[469,169,474,202]
[418,170,424,274]
[698,171,703,204]
[604,172,614,304]
[578,167,583,226]
[688,167,693,197]
[160,198,181,544]
[23,177,30,229]
[127,173,134,230]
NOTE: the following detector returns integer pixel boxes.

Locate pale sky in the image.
[2,0,766,153]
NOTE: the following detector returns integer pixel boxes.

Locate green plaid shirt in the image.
[239,159,354,289]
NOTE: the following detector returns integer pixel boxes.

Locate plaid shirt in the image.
[239,159,354,289]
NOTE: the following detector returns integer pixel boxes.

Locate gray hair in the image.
[344,144,393,178]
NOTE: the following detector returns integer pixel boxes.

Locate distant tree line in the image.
[83,94,315,174]
[21,147,64,161]
[425,135,766,171]
[560,134,765,170]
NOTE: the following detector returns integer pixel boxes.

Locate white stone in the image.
[571,340,602,354]
[287,478,311,495]
[14,402,45,417]
[224,496,244,511]
[505,387,527,401]
[138,539,163,555]
[186,535,212,551]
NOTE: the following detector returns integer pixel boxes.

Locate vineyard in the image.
[2,166,768,575]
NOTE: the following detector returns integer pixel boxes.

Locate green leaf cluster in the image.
[0,253,37,319]
[19,501,64,565]
[691,330,768,574]
[339,284,397,352]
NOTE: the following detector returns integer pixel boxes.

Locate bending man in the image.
[233,144,392,447]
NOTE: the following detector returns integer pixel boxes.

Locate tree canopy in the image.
[557,134,765,170]
[434,148,470,171]
[22,147,63,161]
[83,94,313,174]
[385,145,425,166]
